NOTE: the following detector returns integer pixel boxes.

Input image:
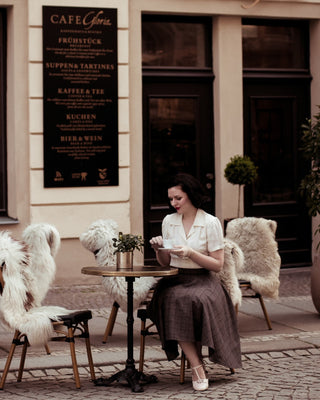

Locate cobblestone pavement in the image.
[1,268,319,399]
[2,349,320,399]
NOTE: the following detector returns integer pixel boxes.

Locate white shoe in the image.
[191,365,209,391]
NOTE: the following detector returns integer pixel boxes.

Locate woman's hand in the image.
[170,245,193,258]
[171,246,224,272]
[149,236,170,267]
[149,236,163,252]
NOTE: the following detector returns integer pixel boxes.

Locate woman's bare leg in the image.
[195,341,202,361]
[179,341,206,380]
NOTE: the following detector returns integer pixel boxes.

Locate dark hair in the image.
[167,173,210,208]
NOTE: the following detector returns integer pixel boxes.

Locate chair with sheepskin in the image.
[226,217,281,330]
[21,223,62,355]
[80,219,157,343]
[137,237,244,384]
[22,223,61,308]
[0,230,96,390]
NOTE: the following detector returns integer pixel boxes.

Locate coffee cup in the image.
[163,239,173,249]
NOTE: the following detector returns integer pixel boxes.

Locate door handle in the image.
[206,173,214,180]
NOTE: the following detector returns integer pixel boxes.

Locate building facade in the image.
[1,0,320,284]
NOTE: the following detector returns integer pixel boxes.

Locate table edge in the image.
[81,265,178,277]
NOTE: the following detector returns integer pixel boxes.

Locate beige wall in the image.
[4,1,29,231]
[27,0,131,284]
[1,0,320,284]
[28,0,131,236]
[213,16,243,221]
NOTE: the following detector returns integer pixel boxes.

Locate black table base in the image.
[93,368,158,393]
[94,277,158,393]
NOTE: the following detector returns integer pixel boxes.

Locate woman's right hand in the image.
[149,236,163,252]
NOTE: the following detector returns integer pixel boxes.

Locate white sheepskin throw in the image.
[80,219,157,311]
[22,223,60,307]
[213,238,243,307]
[0,231,70,346]
[226,217,281,299]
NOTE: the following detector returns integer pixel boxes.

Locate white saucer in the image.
[158,247,173,251]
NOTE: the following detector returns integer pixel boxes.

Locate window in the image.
[243,19,309,70]
[142,15,212,69]
[0,9,6,216]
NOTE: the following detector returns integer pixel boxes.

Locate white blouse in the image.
[162,209,224,269]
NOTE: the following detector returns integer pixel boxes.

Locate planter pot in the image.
[116,251,133,270]
[311,255,320,313]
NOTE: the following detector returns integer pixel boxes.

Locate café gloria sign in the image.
[43,6,118,187]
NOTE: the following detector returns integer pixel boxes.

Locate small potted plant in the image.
[224,154,258,218]
[299,106,320,312]
[112,232,145,269]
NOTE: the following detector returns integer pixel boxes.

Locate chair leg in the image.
[257,294,272,330]
[102,302,119,343]
[67,326,81,389]
[44,343,51,354]
[17,336,29,382]
[138,316,147,373]
[83,321,96,381]
[0,330,19,389]
[180,352,186,384]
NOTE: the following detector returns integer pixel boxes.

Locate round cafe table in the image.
[81,265,178,393]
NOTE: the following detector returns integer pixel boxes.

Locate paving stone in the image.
[44,368,60,376]
[307,348,320,354]
[29,369,46,377]
[295,349,312,356]
[246,353,260,360]
[56,368,73,375]
[268,351,286,358]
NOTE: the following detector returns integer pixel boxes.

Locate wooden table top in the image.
[81,265,178,278]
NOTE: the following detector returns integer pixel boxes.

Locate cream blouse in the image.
[162,209,224,269]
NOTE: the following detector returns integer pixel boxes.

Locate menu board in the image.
[43,6,118,187]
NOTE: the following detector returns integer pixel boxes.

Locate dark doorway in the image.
[142,16,214,264]
[243,19,312,267]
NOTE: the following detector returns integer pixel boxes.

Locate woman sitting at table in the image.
[149,173,242,391]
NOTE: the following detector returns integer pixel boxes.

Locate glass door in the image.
[142,15,214,264]
[143,79,214,263]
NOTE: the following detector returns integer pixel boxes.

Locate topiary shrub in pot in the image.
[224,154,258,218]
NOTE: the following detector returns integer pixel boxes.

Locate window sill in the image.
[0,216,19,225]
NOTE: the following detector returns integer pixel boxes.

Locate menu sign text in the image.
[43,6,118,187]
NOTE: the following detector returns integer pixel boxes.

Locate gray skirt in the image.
[147,268,242,369]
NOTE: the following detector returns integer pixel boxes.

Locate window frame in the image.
[0,9,7,216]
[242,18,310,75]
[142,14,213,74]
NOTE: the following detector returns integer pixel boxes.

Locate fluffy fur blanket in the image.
[80,219,157,311]
[214,238,243,307]
[226,217,281,299]
[0,230,70,346]
[22,223,60,307]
